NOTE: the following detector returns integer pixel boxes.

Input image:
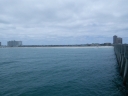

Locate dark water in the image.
[0,47,128,96]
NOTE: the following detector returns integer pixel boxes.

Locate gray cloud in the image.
[0,0,128,45]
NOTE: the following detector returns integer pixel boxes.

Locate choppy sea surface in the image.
[0,47,128,96]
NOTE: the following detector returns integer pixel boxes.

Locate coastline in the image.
[0,46,113,48]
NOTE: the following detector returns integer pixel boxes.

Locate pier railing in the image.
[114,44,128,85]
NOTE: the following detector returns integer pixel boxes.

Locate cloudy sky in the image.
[0,0,128,45]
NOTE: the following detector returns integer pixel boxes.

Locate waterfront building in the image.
[117,37,122,44]
[113,35,118,44]
[113,35,122,44]
[7,40,22,47]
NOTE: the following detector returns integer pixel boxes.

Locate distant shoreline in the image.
[0,45,113,48]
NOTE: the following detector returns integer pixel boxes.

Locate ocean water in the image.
[0,47,128,96]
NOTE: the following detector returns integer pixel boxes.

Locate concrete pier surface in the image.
[114,44,128,86]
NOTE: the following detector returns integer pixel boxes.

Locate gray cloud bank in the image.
[0,0,128,45]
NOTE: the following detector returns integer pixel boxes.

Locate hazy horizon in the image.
[0,0,128,45]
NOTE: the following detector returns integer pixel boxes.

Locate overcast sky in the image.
[0,0,128,45]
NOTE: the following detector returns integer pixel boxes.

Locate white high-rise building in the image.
[113,35,118,44]
[117,37,122,44]
[113,35,122,44]
[7,40,22,47]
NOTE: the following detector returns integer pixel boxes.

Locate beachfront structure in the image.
[113,35,118,44]
[117,37,122,44]
[113,35,122,44]
[7,40,22,47]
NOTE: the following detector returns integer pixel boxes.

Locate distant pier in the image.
[114,44,128,85]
